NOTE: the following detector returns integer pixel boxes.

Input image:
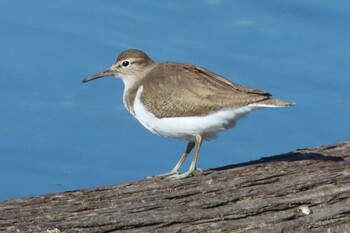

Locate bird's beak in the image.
[82,69,115,83]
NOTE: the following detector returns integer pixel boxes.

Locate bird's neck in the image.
[121,63,157,116]
[122,80,142,116]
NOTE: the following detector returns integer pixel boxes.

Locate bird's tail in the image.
[253,98,295,107]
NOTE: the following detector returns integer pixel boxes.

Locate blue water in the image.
[1,0,349,201]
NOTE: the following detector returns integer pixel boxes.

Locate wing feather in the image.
[141,62,271,118]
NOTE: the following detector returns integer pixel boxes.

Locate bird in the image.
[82,49,294,179]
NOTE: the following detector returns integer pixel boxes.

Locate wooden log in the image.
[1,141,349,233]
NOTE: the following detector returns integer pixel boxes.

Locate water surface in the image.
[0,0,349,201]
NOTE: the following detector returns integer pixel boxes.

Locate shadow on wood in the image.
[213,150,345,172]
[1,141,349,233]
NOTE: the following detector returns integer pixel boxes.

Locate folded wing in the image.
[141,62,283,118]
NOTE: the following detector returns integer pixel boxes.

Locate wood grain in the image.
[1,141,349,233]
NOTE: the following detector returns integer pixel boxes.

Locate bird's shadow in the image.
[210,151,345,171]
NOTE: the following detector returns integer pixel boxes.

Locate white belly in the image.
[131,86,267,141]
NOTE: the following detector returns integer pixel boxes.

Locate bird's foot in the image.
[165,167,203,180]
[147,168,203,180]
[146,169,179,179]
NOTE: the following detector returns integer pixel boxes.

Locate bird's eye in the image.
[122,61,130,67]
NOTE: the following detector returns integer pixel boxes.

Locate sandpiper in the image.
[82,49,293,179]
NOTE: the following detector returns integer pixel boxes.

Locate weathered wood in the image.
[1,141,349,233]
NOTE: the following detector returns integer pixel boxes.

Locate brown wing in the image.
[140,62,271,118]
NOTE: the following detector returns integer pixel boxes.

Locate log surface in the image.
[1,141,350,233]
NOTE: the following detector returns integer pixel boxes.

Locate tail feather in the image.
[254,98,295,107]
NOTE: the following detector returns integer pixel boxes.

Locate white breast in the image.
[132,86,268,141]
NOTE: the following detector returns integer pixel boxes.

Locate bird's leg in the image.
[152,141,195,178]
[168,135,203,180]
